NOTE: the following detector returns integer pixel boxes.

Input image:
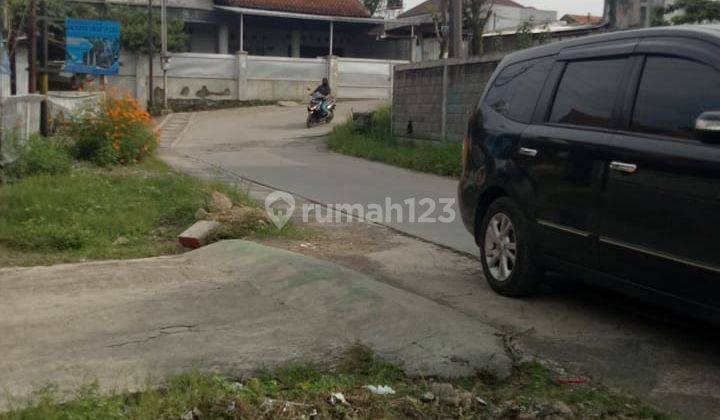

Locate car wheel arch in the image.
[474,186,509,244]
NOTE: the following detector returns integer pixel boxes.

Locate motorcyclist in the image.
[313,78,332,117]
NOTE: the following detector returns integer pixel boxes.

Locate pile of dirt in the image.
[196,191,271,240]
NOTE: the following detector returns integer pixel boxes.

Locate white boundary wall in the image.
[108,51,407,107]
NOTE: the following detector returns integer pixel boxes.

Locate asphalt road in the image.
[171,101,479,255]
[164,104,720,419]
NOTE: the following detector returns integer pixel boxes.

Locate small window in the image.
[549,58,627,129]
[484,58,552,123]
[632,56,720,139]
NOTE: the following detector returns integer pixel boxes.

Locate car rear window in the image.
[484,58,552,124]
[632,56,720,139]
[549,58,627,129]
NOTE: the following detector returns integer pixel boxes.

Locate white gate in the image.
[337,58,407,100]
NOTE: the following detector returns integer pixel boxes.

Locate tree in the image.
[363,0,383,15]
[428,0,450,59]
[428,0,496,58]
[490,31,504,54]
[108,5,187,53]
[650,6,669,26]
[464,0,495,56]
[665,0,720,24]
[515,18,535,50]
[4,1,187,56]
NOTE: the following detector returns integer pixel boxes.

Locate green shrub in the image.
[1,135,72,182]
[64,91,158,166]
[365,106,392,140]
[328,108,462,178]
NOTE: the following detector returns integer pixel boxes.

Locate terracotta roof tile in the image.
[216,0,372,18]
[561,14,604,25]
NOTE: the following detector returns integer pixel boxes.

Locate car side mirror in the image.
[695,111,720,142]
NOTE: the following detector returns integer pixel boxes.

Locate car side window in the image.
[484,58,552,124]
[632,56,720,140]
[549,58,627,129]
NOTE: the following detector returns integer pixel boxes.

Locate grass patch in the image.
[2,345,674,420]
[0,157,301,267]
[1,135,73,182]
[327,107,462,178]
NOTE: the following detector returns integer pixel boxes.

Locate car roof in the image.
[502,24,720,66]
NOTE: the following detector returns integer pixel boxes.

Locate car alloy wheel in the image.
[483,212,517,282]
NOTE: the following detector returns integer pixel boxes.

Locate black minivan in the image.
[458,25,720,321]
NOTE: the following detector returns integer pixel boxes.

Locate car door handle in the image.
[519,147,538,158]
[610,161,638,174]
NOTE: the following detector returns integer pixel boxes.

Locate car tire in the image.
[478,197,541,297]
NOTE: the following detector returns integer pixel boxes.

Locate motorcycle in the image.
[306,91,336,128]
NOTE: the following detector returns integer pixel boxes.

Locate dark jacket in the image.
[314,84,331,96]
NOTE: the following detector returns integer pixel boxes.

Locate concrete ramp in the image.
[0,241,510,404]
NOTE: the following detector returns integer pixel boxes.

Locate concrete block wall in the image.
[392,65,445,140]
[392,56,502,141]
[445,61,498,140]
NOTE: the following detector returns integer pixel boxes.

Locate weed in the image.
[1,135,72,182]
[1,347,674,420]
[328,108,462,178]
[0,158,286,267]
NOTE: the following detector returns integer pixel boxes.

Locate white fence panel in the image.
[338,58,407,99]
[119,51,137,76]
[106,52,407,103]
[168,53,237,79]
[247,56,326,82]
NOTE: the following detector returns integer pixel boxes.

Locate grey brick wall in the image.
[392,56,501,142]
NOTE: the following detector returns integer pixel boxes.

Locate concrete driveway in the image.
[170,102,478,254]
[0,241,510,407]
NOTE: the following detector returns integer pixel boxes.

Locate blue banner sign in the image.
[65,19,121,75]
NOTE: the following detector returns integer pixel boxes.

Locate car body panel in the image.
[458,24,720,321]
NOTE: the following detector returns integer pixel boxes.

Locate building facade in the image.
[604,0,668,29]
[70,0,408,60]
[389,0,557,62]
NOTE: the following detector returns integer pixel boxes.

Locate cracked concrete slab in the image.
[0,240,511,406]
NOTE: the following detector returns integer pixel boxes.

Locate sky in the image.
[402,0,605,18]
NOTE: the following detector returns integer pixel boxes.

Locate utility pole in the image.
[160,0,168,112]
[28,0,37,93]
[449,0,463,58]
[148,0,154,111]
[40,0,49,136]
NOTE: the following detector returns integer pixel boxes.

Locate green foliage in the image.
[64,92,158,166]
[1,347,674,420]
[1,135,72,182]
[667,0,720,24]
[516,18,536,50]
[491,32,505,54]
[464,0,495,56]
[328,108,463,178]
[107,5,187,54]
[536,24,552,45]
[363,0,383,15]
[0,158,290,267]
[650,6,670,26]
[0,162,204,255]
[6,1,187,54]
